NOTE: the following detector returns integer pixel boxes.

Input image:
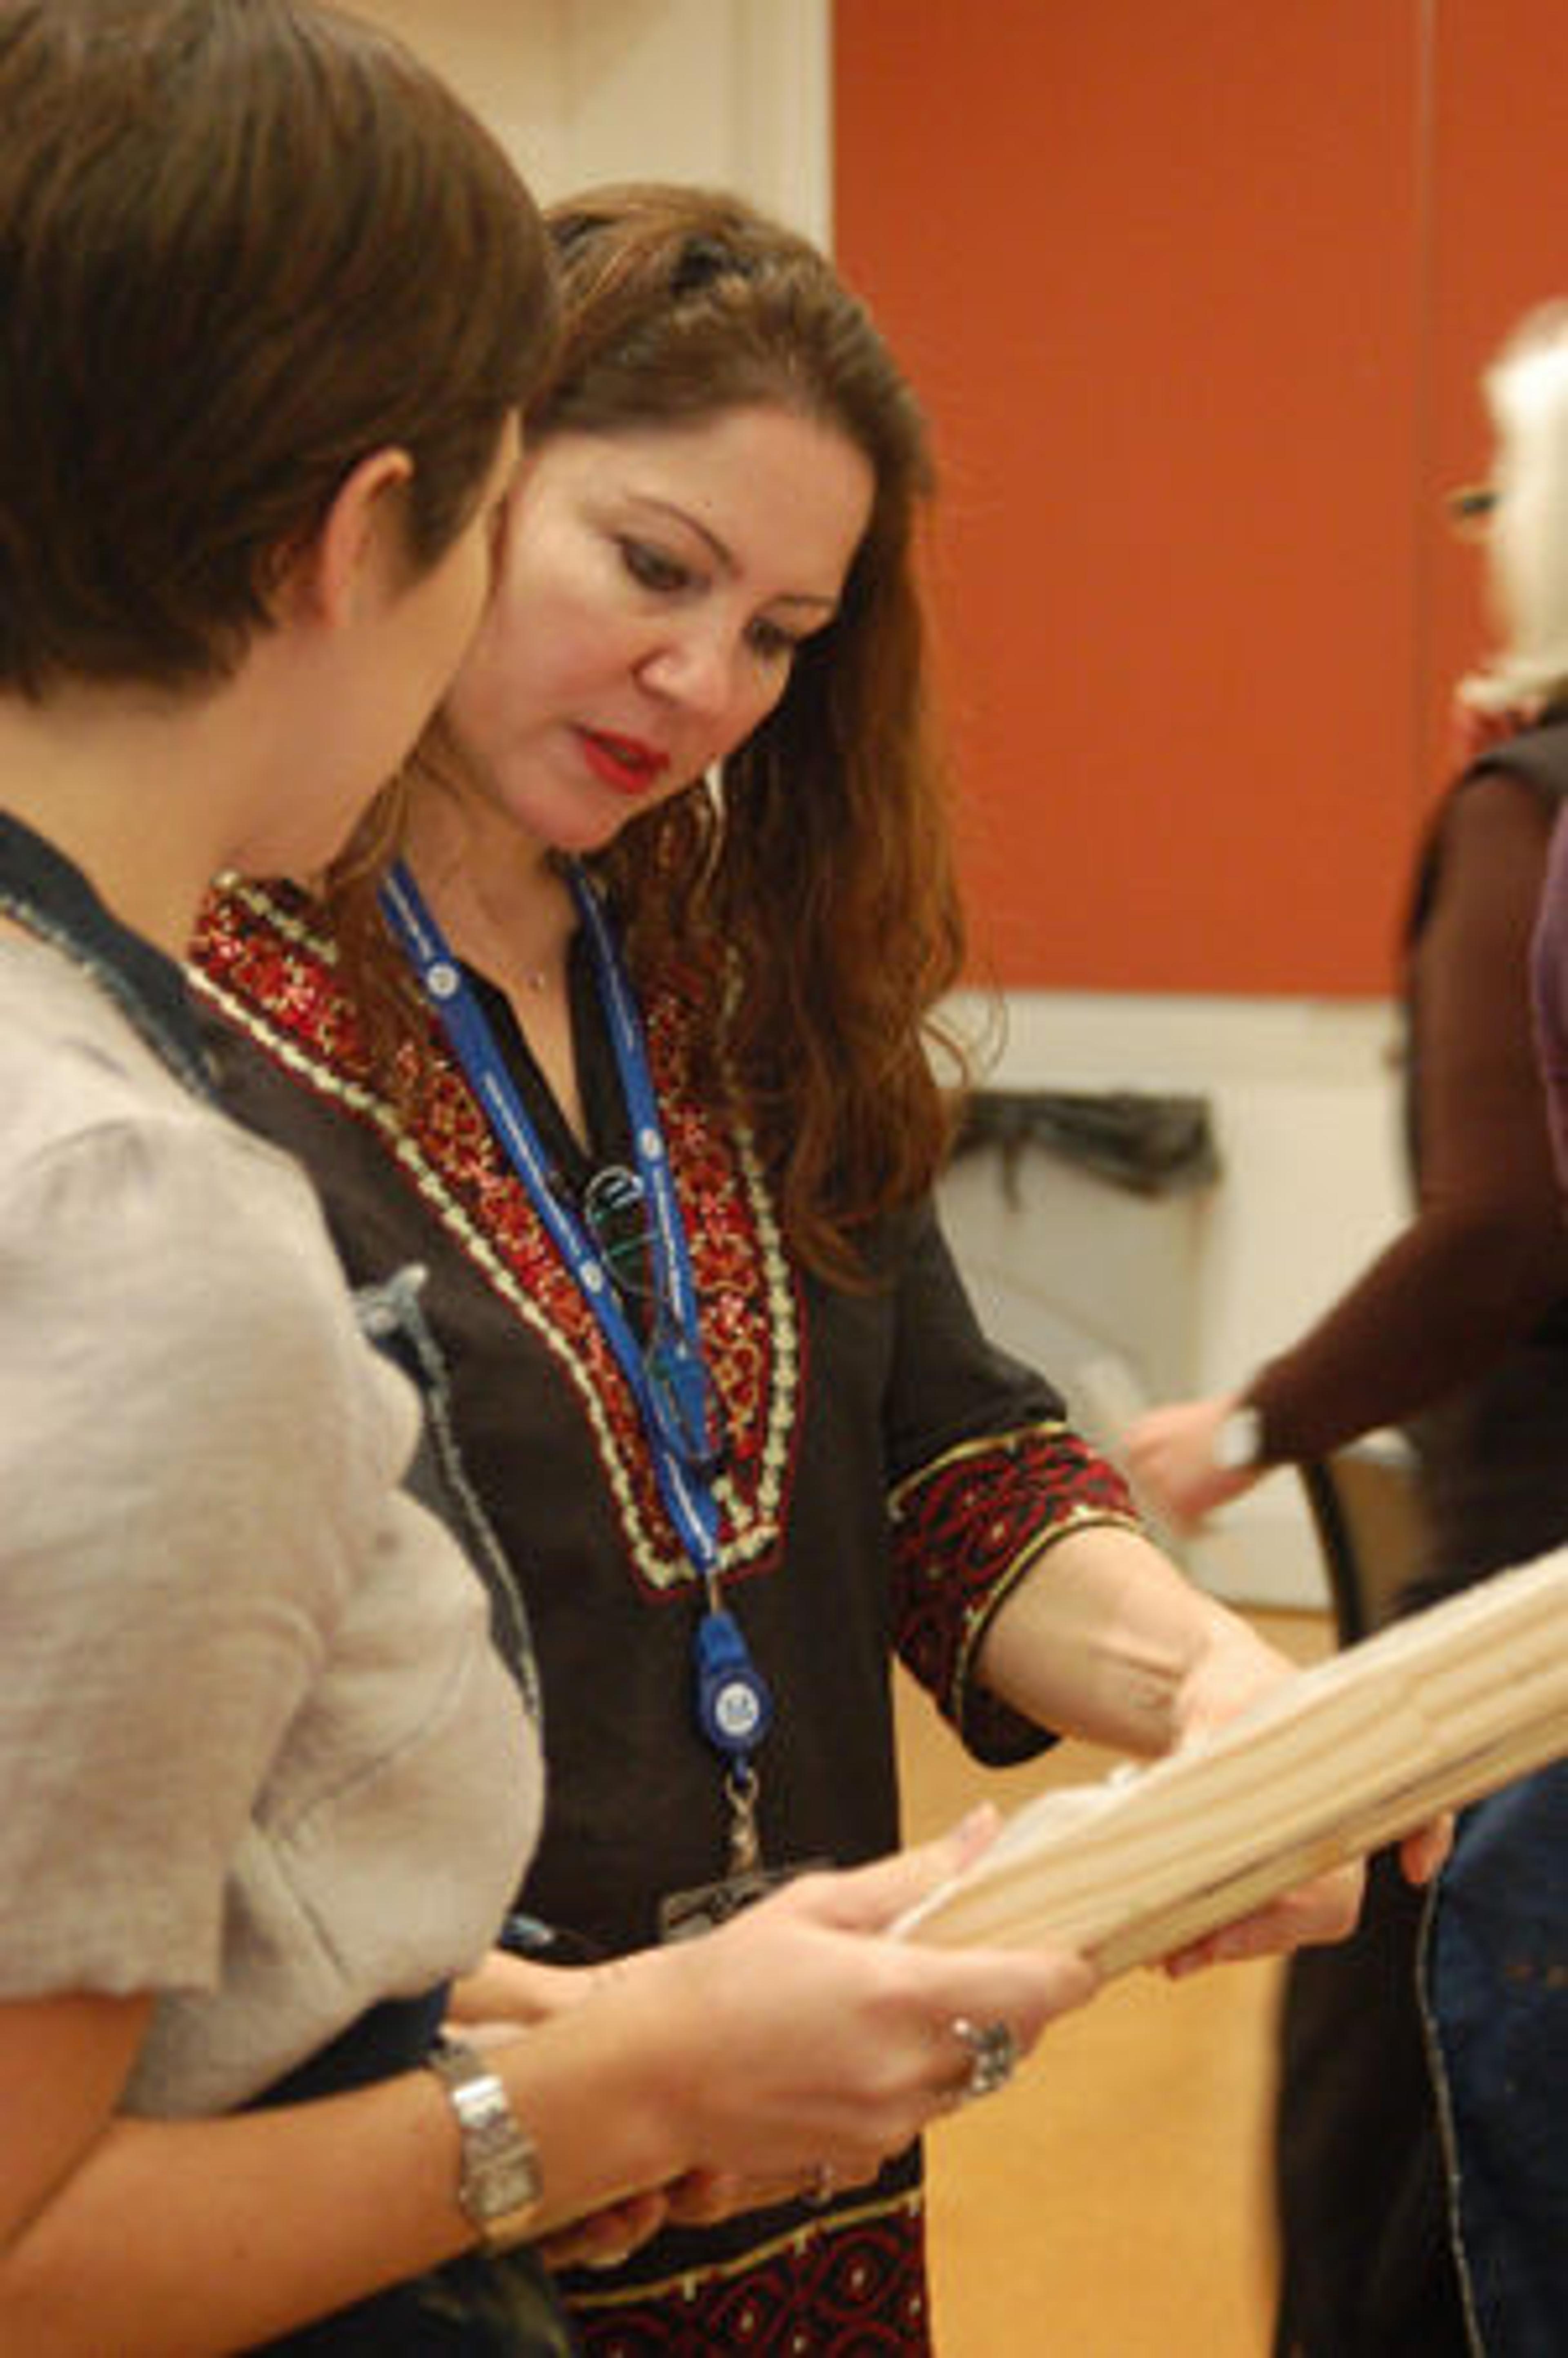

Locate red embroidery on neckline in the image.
[194,884,801,1598]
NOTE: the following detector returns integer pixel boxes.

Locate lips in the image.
[576,725,670,798]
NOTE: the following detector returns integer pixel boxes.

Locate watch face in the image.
[1215,1407,1263,1471]
[465,2097,542,2229]
[431,2039,542,2246]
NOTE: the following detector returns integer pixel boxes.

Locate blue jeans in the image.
[1426,1762,1568,2358]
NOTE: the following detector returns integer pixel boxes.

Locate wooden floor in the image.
[896,1609,1333,2358]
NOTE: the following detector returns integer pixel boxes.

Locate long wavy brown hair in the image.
[332,183,973,1281]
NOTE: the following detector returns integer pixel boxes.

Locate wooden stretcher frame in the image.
[897,1549,1568,1975]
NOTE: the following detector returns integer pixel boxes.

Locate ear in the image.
[276,447,416,629]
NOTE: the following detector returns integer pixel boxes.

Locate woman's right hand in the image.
[0,1824,1089,2344]
[595,1812,1097,2195]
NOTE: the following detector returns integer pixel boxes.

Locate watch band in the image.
[1213,1404,1265,1472]
[425,2032,543,2254]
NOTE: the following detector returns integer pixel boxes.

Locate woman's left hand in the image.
[536,2187,672,2271]
[1160,1861,1365,1977]
[537,2156,878,2268]
[1159,1621,1454,1974]
[1140,1575,1459,1970]
[1160,1807,1452,1977]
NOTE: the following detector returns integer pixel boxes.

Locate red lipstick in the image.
[577,726,670,798]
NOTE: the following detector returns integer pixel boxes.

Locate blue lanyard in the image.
[380,859,773,1799]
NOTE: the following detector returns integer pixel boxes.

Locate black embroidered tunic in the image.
[194,879,1139,2356]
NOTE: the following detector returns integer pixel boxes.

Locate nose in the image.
[636,622,746,722]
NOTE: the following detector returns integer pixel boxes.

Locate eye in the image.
[618,536,692,595]
[746,617,805,664]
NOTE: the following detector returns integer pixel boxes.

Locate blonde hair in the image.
[1461,300,1568,717]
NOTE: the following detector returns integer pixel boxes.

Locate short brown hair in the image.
[0,0,557,695]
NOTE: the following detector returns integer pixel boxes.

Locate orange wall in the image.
[835,0,1568,994]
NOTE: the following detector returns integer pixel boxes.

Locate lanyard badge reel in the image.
[383,860,800,1941]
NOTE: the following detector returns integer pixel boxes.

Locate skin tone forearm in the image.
[975,1520,1284,1758]
[0,1834,1095,2354]
[1129,769,1568,1532]
[0,1987,682,2354]
[975,1522,1448,1968]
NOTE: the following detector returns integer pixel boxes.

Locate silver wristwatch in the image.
[425,2032,543,2253]
[1213,1404,1264,1471]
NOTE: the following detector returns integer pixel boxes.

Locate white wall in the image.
[938,990,1408,1611]
[355,0,831,239]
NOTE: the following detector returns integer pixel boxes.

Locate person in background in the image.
[1439,299,1568,2358]
[1129,300,1568,2356]
[0,20,1100,2354]
[193,183,1417,2354]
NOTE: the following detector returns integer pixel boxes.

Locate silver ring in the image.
[806,2161,836,2207]
[952,2015,1018,2102]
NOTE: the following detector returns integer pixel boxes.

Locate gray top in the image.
[0,941,540,2116]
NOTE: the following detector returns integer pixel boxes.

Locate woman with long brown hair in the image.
[196,184,1378,2351]
[0,40,1105,2352]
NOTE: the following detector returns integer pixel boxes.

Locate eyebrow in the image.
[631,494,842,613]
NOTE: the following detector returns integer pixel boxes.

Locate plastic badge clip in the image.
[695,1606,773,1758]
